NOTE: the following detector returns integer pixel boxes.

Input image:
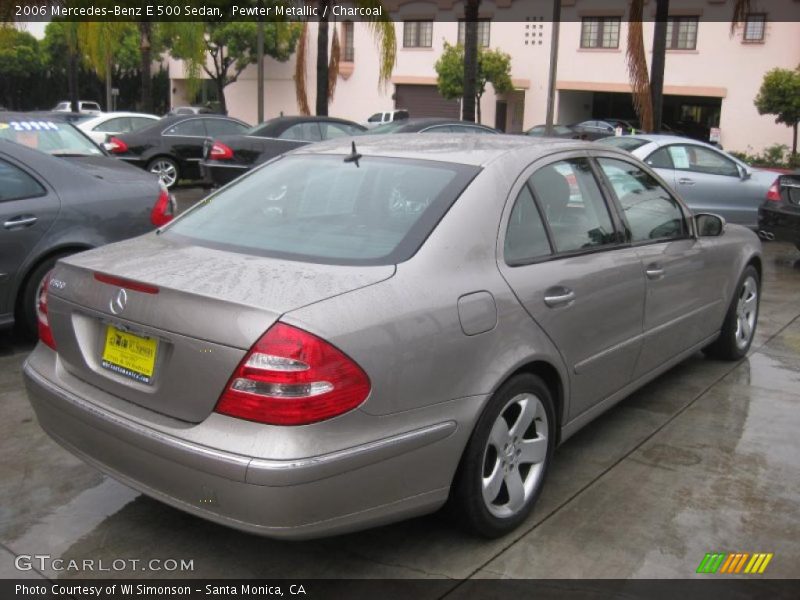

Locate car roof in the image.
[621,134,716,147]
[292,133,609,167]
[253,115,364,134]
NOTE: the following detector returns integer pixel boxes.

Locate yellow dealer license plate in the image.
[101,325,158,384]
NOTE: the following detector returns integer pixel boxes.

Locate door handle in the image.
[678,177,695,185]
[3,215,37,229]
[544,288,575,308]
[645,264,665,280]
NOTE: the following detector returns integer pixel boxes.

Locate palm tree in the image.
[78,22,130,111]
[294,1,396,116]
[626,0,753,132]
[138,22,154,114]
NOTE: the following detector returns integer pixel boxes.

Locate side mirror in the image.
[695,213,726,237]
[737,164,752,180]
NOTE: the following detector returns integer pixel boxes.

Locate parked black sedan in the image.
[200,116,366,187]
[525,124,580,139]
[367,118,499,135]
[108,114,249,188]
[758,171,800,251]
[0,135,173,337]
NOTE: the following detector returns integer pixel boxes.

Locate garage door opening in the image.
[394,85,460,119]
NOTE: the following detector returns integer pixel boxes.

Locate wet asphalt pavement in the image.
[1,194,799,582]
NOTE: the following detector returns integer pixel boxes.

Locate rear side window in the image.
[644,147,673,169]
[205,119,247,136]
[165,119,206,136]
[279,122,322,141]
[529,159,617,253]
[598,158,686,242]
[505,185,551,264]
[167,155,479,265]
[0,158,45,202]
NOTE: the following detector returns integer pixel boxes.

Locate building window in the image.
[403,21,433,48]
[743,13,766,42]
[580,17,621,48]
[666,16,699,50]
[457,20,491,47]
[342,21,355,61]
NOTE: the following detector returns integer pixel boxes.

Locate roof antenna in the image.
[344,140,362,167]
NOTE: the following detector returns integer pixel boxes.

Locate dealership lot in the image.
[1,227,799,581]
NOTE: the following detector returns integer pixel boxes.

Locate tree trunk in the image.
[68,48,79,113]
[139,22,153,113]
[476,95,482,124]
[105,55,113,111]
[462,0,480,123]
[650,0,670,133]
[316,0,330,116]
[793,122,798,157]
[216,78,228,115]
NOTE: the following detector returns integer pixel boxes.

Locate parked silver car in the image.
[23,136,761,539]
[600,134,778,229]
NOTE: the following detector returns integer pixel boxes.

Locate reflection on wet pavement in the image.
[1,242,799,582]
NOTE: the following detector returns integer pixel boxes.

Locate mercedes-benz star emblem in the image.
[109,288,128,315]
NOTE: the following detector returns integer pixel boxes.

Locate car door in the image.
[497,154,645,420]
[0,156,60,320]
[594,155,725,377]
[649,143,757,227]
[162,118,208,178]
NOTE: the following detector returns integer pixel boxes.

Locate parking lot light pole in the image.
[257,0,265,124]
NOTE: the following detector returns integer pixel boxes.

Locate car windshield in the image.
[0,118,102,156]
[166,155,479,265]
[598,137,650,152]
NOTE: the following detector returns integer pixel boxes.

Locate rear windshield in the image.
[598,136,650,152]
[166,155,479,265]
[0,119,103,156]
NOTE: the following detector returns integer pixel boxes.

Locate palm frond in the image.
[730,0,753,35]
[294,22,310,115]
[328,26,340,101]
[357,0,397,88]
[626,0,653,132]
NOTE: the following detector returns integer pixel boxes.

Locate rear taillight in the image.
[766,179,782,202]
[150,186,175,227]
[107,136,128,154]
[37,272,56,350]
[209,141,233,160]
[215,322,371,425]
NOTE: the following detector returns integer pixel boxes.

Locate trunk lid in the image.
[46,233,395,422]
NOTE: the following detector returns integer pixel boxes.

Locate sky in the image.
[16,22,48,39]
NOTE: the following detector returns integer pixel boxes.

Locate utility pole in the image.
[256,0,265,123]
[544,0,561,135]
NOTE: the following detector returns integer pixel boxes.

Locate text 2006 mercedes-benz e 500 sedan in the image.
[23,136,761,539]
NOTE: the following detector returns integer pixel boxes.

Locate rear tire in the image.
[450,374,555,538]
[705,265,760,361]
[147,157,180,189]
[17,253,72,340]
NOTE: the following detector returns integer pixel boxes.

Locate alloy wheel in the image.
[735,275,758,350]
[149,160,178,188]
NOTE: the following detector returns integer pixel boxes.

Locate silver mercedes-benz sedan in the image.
[23,135,761,539]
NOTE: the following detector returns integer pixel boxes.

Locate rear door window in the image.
[279,122,323,141]
[504,185,552,264]
[167,155,479,265]
[205,119,247,136]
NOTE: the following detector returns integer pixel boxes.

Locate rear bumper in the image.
[200,161,248,187]
[23,347,470,539]
[758,207,800,244]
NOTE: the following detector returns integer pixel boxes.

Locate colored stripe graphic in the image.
[698,552,773,574]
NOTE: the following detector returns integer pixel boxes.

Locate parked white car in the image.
[77,112,161,145]
[53,101,103,114]
[364,109,410,129]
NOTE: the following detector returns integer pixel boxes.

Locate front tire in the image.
[705,265,760,361]
[451,374,555,538]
